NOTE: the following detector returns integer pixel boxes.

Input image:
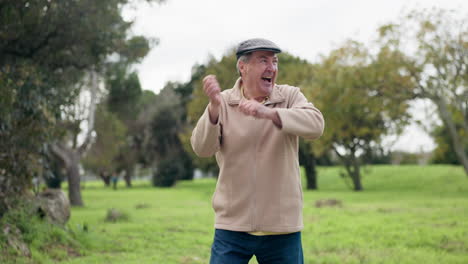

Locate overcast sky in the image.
[123,0,466,153]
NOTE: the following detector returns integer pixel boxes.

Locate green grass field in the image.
[51,165,468,263]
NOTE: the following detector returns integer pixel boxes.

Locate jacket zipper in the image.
[252,118,261,231]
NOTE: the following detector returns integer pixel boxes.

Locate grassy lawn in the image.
[57,165,468,264]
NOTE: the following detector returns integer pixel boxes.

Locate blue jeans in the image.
[210,229,304,264]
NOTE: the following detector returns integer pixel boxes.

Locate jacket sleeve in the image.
[190,104,222,157]
[275,86,324,140]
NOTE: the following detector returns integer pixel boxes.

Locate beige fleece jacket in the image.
[191,78,324,233]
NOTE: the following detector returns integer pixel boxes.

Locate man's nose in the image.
[266,62,276,71]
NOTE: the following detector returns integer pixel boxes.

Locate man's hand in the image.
[203,75,222,106]
[202,75,222,124]
[238,99,282,127]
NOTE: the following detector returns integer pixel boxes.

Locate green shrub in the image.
[152,158,184,187]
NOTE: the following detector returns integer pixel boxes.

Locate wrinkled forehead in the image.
[250,50,278,59]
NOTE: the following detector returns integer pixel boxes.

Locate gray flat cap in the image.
[236,38,281,59]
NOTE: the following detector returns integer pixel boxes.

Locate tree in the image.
[57,43,150,202]
[0,0,99,211]
[106,69,144,187]
[305,40,415,190]
[0,0,162,210]
[108,71,144,121]
[51,71,100,206]
[133,90,158,167]
[378,8,468,175]
[138,85,194,186]
[82,103,127,185]
[431,112,468,165]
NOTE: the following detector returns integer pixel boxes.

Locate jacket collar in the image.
[227,78,286,106]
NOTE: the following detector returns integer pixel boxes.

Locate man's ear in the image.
[239,60,247,76]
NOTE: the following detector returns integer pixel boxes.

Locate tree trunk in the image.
[299,143,318,190]
[436,99,468,176]
[350,161,363,191]
[124,167,133,187]
[51,144,84,206]
[66,151,84,206]
[336,147,363,191]
[333,145,364,191]
[303,154,318,190]
[305,162,317,190]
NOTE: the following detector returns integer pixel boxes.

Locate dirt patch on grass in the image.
[440,239,467,253]
[377,207,403,213]
[135,203,151,209]
[315,199,343,208]
[180,255,203,263]
[432,221,458,228]
[105,208,130,222]
[313,248,368,263]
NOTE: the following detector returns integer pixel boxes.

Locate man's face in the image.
[240,50,278,97]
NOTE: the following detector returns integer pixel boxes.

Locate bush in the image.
[152,158,184,187]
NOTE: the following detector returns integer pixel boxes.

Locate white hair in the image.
[236,53,252,76]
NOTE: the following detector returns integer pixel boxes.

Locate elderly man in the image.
[191,38,324,264]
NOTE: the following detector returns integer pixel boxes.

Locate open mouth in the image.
[261,77,272,83]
